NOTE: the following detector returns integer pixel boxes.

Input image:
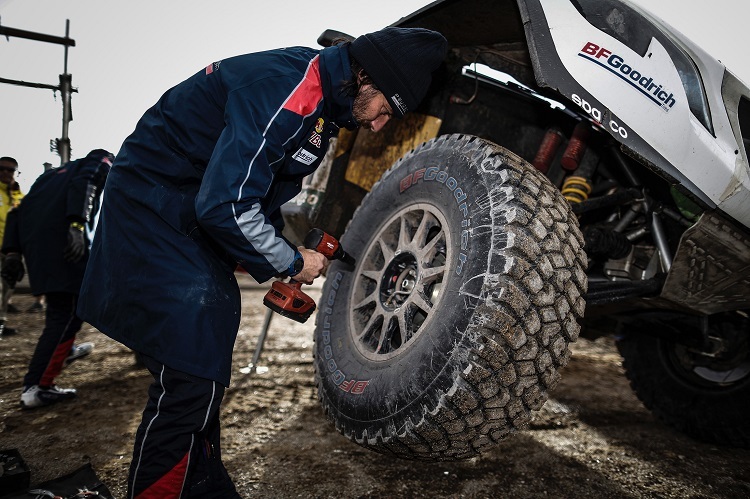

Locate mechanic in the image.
[1,149,114,408]
[76,26,447,498]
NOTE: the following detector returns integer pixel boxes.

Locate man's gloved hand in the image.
[63,222,87,263]
[1,253,25,288]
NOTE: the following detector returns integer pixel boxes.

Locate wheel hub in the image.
[668,312,750,387]
[380,253,418,310]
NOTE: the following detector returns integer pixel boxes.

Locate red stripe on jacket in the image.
[282,55,322,116]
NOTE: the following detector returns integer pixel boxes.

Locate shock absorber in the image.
[560,121,597,204]
[561,175,592,204]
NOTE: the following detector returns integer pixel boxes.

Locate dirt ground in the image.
[2,277,750,498]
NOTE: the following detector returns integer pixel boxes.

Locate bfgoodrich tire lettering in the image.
[314,134,587,460]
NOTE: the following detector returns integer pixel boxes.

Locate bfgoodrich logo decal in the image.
[578,42,677,112]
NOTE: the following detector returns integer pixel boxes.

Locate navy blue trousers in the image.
[128,354,240,499]
[23,292,83,388]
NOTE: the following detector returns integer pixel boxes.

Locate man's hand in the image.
[63,222,87,263]
[293,247,329,285]
[1,253,25,288]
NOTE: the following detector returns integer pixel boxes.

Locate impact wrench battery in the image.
[263,229,355,323]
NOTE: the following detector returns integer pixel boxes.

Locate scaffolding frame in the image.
[0,18,76,164]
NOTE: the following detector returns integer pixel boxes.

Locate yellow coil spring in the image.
[562,176,592,204]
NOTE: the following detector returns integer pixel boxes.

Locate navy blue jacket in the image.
[78,45,356,385]
[3,150,111,295]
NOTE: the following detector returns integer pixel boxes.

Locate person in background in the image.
[77,26,446,498]
[0,156,24,336]
[1,149,114,408]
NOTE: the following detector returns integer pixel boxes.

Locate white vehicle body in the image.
[541,0,750,224]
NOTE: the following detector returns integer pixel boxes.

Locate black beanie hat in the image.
[350,27,447,118]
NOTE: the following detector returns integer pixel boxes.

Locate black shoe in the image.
[26,302,45,313]
[0,324,18,336]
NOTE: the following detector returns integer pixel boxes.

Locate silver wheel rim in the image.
[348,203,451,361]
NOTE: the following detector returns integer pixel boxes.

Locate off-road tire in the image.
[617,316,750,448]
[313,134,587,460]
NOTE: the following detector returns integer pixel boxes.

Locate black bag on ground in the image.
[0,463,114,499]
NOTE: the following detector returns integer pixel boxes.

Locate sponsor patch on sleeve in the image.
[292,148,318,166]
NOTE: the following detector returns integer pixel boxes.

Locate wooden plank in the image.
[345,114,442,192]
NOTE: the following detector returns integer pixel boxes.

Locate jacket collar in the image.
[318,45,357,130]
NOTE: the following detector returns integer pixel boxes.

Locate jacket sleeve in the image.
[195,76,311,283]
[1,207,21,254]
[65,152,112,225]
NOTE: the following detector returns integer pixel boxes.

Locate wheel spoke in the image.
[417,226,443,259]
[360,269,381,283]
[419,264,445,283]
[351,289,378,312]
[377,236,395,264]
[410,291,433,314]
[373,313,391,354]
[398,214,411,248]
[396,309,409,343]
[412,210,431,248]
[356,310,381,342]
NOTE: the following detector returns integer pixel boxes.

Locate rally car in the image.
[281,0,750,459]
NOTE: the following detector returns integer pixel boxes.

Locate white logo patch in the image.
[390,93,408,115]
[292,148,318,166]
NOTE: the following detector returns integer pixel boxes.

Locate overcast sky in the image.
[1,0,748,187]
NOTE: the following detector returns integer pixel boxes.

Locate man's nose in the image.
[370,114,391,133]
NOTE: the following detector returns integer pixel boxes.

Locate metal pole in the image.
[249,308,274,374]
[58,19,72,164]
[0,17,76,165]
[0,20,76,47]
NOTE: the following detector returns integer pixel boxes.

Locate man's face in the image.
[0,159,17,185]
[353,84,393,133]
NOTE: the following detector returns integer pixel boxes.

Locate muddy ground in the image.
[1,277,749,498]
